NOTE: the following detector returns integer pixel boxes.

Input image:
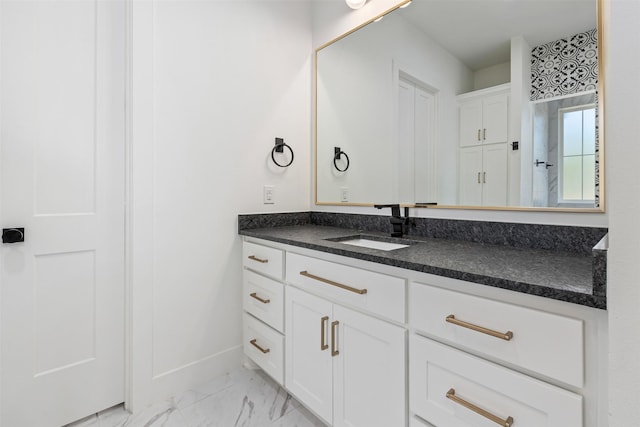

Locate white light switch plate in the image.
[263,185,275,204]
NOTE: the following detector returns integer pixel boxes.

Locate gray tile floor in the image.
[66,368,326,427]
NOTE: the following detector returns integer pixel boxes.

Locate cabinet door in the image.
[458,146,483,206]
[482,143,508,206]
[333,305,406,427]
[458,100,483,147]
[482,93,509,145]
[285,286,333,425]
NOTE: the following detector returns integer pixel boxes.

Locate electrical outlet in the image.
[340,187,349,202]
[263,185,275,204]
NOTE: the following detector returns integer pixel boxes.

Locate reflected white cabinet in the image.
[458,85,509,148]
[458,84,509,206]
[285,285,406,427]
[459,143,508,206]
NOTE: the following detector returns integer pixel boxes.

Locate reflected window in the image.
[559,105,596,203]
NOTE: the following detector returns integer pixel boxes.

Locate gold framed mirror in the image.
[315,0,604,212]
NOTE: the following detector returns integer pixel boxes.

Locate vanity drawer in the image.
[410,282,584,388]
[410,416,435,427]
[243,270,284,333]
[243,241,284,280]
[243,312,284,385]
[410,335,583,427]
[286,252,405,323]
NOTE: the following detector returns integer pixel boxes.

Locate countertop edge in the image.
[239,228,606,310]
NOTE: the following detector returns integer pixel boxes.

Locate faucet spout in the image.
[374,204,410,237]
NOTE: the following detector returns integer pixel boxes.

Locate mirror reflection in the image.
[315,0,601,210]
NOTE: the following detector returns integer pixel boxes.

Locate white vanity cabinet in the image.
[242,241,285,384]
[285,253,406,427]
[458,84,509,206]
[241,237,606,427]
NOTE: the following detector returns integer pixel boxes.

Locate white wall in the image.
[316,10,472,205]
[473,61,510,90]
[605,0,640,424]
[130,0,312,409]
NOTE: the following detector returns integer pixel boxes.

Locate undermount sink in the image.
[327,235,411,251]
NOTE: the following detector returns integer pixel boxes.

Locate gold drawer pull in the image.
[248,255,268,264]
[299,271,368,295]
[249,292,270,304]
[331,320,340,357]
[249,339,270,354]
[446,388,513,427]
[321,316,329,351]
[446,315,513,341]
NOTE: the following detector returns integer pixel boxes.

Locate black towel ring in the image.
[334,147,350,172]
[271,138,294,168]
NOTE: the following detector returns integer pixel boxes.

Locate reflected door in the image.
[1,1,126,425]
[398,77,437,204]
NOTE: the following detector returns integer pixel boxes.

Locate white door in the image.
[285,287,333,425]
[1,1,126,426]
[398,77,437,204]
[458,146,483,206]
[333,305,406,427]
[482,143,509,206]
[482,93,509,145]
[458,100,483,148]
[397,80,416,203]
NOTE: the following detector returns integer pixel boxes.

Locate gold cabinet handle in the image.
[446,388,514,427]
[249,339,270,354]
[483,128,487,140]
[299,271,367,295]
[477,172,481,184]
[249,292,270,304]
[320,316,329,351]
[483,171,487,184]
[331,320,340,357]
[248,255,268,264]
[477,129,481,141]
[446,315,513,341]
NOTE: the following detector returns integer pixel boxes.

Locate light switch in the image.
[340,187,349,202]
[263,185,275,204]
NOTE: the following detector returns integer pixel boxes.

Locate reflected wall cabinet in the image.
[458,84,509,206]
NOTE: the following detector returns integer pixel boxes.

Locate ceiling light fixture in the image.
[345,0,367,10]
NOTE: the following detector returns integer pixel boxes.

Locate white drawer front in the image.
[410,335,583,427]
[243,270,284,333]
[243,241,284,280]
[410,282,584,387]
[286,252,406,323]
[243,313,284,385]
[410,416,435,427]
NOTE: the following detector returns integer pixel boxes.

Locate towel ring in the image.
[334,147,350,172]
[271,138,294,168]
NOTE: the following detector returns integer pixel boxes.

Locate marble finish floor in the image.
[65,367,326,427]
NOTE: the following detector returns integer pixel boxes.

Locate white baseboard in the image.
[150,345,243,403]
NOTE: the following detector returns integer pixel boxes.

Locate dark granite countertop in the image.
[239,224,606,310]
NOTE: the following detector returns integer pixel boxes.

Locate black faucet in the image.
[374,204,410,237]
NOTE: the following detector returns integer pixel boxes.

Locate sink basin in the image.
[327,235,411,251]
[340,238,409,251]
